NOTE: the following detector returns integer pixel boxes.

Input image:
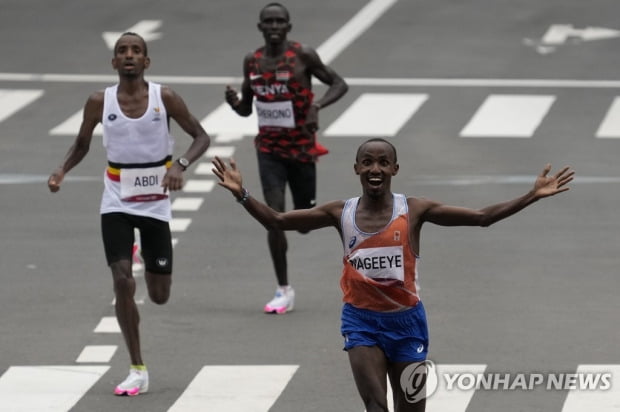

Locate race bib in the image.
[347,246,405,282]
[120,165,168,202]
[255,100,295,128]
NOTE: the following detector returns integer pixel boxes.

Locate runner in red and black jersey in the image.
[225,2,348,314]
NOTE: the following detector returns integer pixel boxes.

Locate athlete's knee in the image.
[113,276,135,296]
[146,273,171,305]
[149,290,169,305]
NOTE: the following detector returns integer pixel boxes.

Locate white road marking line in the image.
[201,103,257,136]
[205,146,236,158]
[49,109,103,136]
[0,366,109,412]
[427,364,488,412]
[0,89,44,122]
[325,93,427,136]
[460,95,555,137]
[364,364,487,412]
[215,133,245,143]
[170,218,192,232]
[172,197,204,211]
[75,345,118,363]
[596,96,620,138]
[93,316,120,333]
[7,72,620,88]
[110,297,145,305]
[561,364,620,411]
[183,180,215,193]
[168,365,299,412]
[194,163,214,175]
[342,78,620,88]
[317,0,398,65]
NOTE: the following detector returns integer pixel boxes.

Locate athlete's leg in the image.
[138,217,173,304]
[388,361,427,412]
[257,151,288,286]
[110,260,143,365]
[383,304,429,412]
[348,345,390,412]
[102,213,143,365]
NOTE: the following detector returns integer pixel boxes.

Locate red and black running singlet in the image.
[249,41,322,162]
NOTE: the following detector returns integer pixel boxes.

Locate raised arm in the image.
[48,92,103,192]
[212,156,342,232]
[225,53,254,117]
[161,86,211,191]
[420,164,574,227]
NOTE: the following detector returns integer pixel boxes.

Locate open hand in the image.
[534,164,574,199]
[212,156,243,196]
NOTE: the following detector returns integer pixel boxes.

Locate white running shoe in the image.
[264,286,295,314]
[114,368,149,396]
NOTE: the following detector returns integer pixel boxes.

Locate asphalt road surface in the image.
[1,1,619,411]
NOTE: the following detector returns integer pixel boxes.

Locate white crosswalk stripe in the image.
[75,345,118,363]
[49,109,103,136]
[366,364,487,412]
[200,102,258,136]
[172,197,204,211]
[0,365,109,412]
[426,364,488,411]
[0,87,607,140]
[460,94,556,137]
[1,363,618,411]
[168,365,299,412]
[324,93,428,136]
[596,96,620,138]
[561,364,620,412]
[0,89,44,122]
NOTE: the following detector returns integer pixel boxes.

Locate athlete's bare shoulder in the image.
[86,90,105,104]
[407,196,440,218]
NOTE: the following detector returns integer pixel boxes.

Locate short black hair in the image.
[356,138,398,163]
[259,2,290,21]
[114,32,148,56]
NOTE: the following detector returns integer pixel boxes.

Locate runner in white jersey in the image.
[212,138,573,412]
[48,32,211,397]
[101,82,175,221]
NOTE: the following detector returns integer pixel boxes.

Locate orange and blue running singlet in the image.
[340,194,421,312]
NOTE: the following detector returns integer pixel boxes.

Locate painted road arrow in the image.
[524,24,620,54]
[102,20,163,50]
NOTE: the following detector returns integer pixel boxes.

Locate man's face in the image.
[258,6,291,45]
[112,35,150,78]
[354,141,399,198]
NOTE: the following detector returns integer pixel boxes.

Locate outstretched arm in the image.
[212,156,341,232]
[48,92,102,192]
[421,164,575,227]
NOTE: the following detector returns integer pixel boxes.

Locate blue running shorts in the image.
[341,302,429,363]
